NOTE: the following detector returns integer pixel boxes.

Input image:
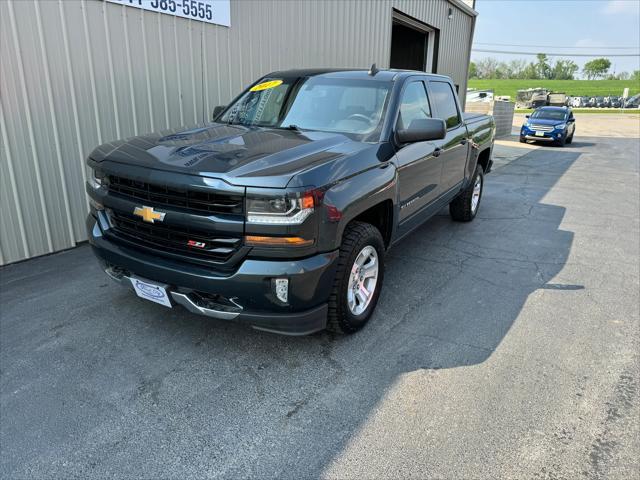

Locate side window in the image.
[397,81,431,130]
[429,81,461,129]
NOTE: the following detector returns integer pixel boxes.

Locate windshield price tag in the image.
[105,0,230,27]
[250,80,284,92]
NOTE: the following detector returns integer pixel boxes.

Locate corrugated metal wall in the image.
[0,0,475,265]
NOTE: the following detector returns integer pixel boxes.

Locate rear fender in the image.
[464,120,495,185]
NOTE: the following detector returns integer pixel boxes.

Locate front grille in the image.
[107,175,244,215]
[530,124,554,132]
[108,211,242,263]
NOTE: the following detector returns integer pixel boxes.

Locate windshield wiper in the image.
[282,124,301,131]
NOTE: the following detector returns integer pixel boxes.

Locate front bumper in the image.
[521,127,566,142]
[523,134,556,142]
[87,214,339,335]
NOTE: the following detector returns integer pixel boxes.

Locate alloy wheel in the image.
[346,245,379,316]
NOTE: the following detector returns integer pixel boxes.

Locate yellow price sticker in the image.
[250,80,283,92]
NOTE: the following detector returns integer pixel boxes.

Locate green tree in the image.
[583,58,612,80]
[494,64,507,79]
[507,59,528,79]
[476,57,499,79]
[522,62,540,80]
[468,61,478,79]
[631,70,640,82]
[552,59,579,80]
[536,53,552,79]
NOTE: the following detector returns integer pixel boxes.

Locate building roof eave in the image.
[448,0,479,17]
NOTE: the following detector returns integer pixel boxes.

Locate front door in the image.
[395,80,442,227]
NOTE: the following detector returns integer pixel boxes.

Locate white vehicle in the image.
[548,92,568,106]
[516,88,549,109]
[466,89,494,103]
[572,96,584,108]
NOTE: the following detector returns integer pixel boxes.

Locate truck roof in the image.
[266,68,452,82]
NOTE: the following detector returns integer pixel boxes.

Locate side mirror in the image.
[567,118,575,123]
[212,105,226,121]
[525,114,530,118]
[397,118,446,144]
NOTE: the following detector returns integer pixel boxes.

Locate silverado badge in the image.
[133,205,166,223]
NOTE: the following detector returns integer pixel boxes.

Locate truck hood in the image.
[89,123,362,188]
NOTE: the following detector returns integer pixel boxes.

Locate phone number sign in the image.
[106,0,230,27]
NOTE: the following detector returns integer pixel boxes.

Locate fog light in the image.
[274,278,289,303]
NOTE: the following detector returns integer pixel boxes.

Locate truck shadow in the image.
[374,147,580,367]
[0,148,580,477]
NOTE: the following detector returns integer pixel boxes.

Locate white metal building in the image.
[0,0,477,265]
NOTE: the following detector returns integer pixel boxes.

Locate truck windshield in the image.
[219,76,391,140]
[531,110,567,121]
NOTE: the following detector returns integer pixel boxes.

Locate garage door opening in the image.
[389,11,436,72]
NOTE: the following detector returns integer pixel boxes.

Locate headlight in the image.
[247,191,314,225]
[88,168,104,189]
[555,123,566,130]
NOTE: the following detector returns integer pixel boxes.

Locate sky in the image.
[471,0,640,76]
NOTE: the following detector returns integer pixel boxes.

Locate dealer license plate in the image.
[130,276,172,308]
[535,131,545,137]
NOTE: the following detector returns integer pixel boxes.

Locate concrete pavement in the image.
[1,135,638,479]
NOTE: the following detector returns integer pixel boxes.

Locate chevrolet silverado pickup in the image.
[86,68,496,335]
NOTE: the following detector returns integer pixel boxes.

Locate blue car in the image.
[520,106,576,147]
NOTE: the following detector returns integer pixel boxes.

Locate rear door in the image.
[427,80,469,193]
[395,79,443,225]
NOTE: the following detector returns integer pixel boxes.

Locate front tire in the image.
[327,222,385,334]
[449,165,484,222]
[519,136,526,143]
[556,135,566,147]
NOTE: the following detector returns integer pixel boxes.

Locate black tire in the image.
[326,221,385,334]
[449,165,484,222]
[519,136,526,143]
[566,134,573,144]
[556,135,566,147]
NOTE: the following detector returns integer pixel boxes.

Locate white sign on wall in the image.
[105,0,230,27]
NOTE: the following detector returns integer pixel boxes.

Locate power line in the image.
[475,42,639,49]
[472,48,640,57]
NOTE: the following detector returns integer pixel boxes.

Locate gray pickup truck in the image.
[86,68,495,335]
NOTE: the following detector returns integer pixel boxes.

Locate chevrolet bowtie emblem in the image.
[133,206,166,223]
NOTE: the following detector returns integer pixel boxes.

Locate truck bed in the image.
[463,112,491,124]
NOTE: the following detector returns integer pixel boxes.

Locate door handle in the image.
[460,138,468,145]
[433,147,442,157]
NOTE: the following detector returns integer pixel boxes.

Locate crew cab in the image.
[520,106,575,146]
[86,68,495,335]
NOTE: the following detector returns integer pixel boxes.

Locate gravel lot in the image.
[1,126,639,479]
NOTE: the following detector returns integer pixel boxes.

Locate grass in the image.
[467,79,640,99]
